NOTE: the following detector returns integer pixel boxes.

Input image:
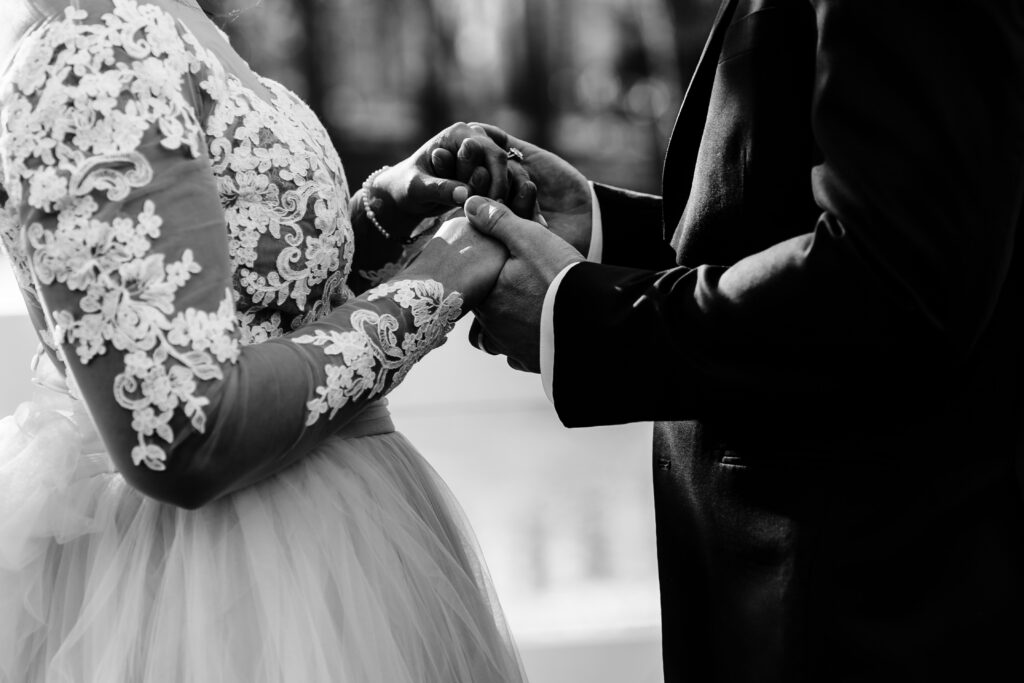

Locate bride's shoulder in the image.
[5,0,197,49]
[17,0,160,19]
[2,0,208,84]
[0,2,44,76]
[8,0,116,24]
[9,0,202,35]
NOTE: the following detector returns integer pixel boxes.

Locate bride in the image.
[0,0,535,680]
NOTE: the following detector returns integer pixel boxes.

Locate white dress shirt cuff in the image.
[540,183,603,404]
[540,263,579,404]
[586,182,603,263]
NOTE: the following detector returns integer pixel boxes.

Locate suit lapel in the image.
[662,0,741,236]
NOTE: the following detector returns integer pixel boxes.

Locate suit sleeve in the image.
[590,182,675,271]
[551,0,1024,427]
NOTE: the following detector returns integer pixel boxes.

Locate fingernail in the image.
[453,186,468,204]
[465,195,488,217]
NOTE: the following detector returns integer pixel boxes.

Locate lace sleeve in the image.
[0,2,463,507]
[347,207,449,295]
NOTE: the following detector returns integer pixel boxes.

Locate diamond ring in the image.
[506,146,525,162]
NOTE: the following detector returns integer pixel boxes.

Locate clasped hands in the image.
[393,123,591,373]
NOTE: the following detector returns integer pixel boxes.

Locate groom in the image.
[460,0,1024,680]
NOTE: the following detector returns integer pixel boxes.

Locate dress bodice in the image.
[202,73,354,343]
[1,0,356,346]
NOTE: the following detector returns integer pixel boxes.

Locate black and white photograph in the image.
[1,0,1022,681]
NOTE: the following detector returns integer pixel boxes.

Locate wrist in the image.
[361,166,420,241]
[541,254,584,289]
[398,224,506,311]
[399,239,465,296]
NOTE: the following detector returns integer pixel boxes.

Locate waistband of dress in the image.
[331,399,395,439]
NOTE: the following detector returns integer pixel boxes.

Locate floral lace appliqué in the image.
[1,1,241,471]
[293,279,462,426]
[204,60,354,338]
[28,197,241,470]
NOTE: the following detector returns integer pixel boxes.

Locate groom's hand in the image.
[469,123,593,255]
[464,196,583,372]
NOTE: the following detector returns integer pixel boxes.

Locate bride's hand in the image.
[398,213,509,311]
[367,123,511,240]
[465,123,593,255]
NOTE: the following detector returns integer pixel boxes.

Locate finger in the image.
[468,167,491,195]
[507,357,530,373]
[456,137,482,184]
[457,136,509,200]
[468,317,485,350]
[464,195,547,255]
[533,198,548,227]
[430,148,456,178]
[507,169,537,219]
[435,121,469,155]
[468,122,512,151]
[467,123,490,138]
[411,174,470,207]
[479,137,510,200]
[468,317,500,356]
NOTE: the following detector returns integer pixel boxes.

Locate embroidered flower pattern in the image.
[0,0,462,469]
[0,2,241,471]
[293,280,463,426]
[208,75,355,335]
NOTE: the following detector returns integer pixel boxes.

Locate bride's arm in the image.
[2,7,503,509]
[345,187,441,295]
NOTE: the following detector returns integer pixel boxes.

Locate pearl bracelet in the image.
[361,166,393,241]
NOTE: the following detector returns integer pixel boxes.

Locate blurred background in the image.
[1,0,719,680]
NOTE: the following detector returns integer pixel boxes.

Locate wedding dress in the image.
[0,1,525,680]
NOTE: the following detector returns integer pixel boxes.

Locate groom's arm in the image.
[546,0,1024,427]
[589,183,676,271]
[537,183,674,399]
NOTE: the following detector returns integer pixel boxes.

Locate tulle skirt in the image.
[0,375,525,682]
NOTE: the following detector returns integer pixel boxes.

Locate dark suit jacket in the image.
[549,0,1024,680]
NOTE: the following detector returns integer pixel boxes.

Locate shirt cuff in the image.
[540,262,582,404]
[539,183,600,404]
[587,182,603,263]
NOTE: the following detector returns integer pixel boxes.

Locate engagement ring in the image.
[506,146,524,162]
